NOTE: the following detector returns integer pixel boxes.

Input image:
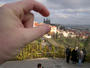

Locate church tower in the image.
[43,17,51,24]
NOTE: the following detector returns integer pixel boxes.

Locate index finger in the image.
[4,0,50,17]
[22,0,50,17]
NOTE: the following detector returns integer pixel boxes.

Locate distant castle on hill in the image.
[43,18,51,24]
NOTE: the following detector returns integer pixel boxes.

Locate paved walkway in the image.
[1,58,90,68]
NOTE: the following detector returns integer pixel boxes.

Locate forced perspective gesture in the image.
[0,0,50,64]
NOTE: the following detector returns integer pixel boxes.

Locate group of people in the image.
[65,46,87,64]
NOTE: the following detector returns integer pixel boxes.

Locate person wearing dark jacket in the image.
[82,48,87,63]
[66,47,71,63]
[71,49,78,64]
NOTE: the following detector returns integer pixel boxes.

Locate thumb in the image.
[21,24,51,43]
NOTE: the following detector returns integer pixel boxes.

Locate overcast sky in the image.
[0,0,90,25]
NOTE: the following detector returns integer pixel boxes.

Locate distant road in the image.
[1,58,90,68]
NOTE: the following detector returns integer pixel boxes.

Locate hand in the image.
[0,0,50,64]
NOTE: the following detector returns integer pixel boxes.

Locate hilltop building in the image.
[43,18,51,24]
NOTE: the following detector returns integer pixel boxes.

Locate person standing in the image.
[82,48,87,63]
[71,48,78,64]
[75,47,80,63]
[78,50,84,64]
[65,47,71,63]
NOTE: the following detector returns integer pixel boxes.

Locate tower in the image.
[43,17,51,24]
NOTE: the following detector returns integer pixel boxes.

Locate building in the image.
[43,18,51,24]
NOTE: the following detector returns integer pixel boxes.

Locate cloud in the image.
[36,0,90,25]
[46,0,90,9]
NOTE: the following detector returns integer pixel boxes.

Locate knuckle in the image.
[30,13,34,18]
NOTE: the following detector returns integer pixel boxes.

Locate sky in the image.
[0,0,90,25]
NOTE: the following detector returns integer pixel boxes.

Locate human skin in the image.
[0,0,50,64]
